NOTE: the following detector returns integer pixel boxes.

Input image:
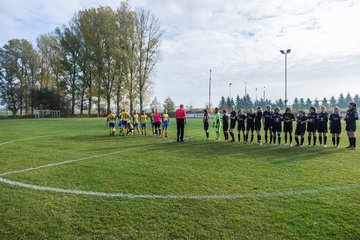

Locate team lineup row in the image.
[105,102,358,150]
[206,102,358,150]
[106,109,170,137]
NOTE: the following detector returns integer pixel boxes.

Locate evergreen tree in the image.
[162,97,176,113]
[219,96,226,110]
[292,97,299,110]
[345,92,353,104]
[354,94,360,106]
[235,95,241,110]
[330,96,337,107]
[305,98,312,108]
[299,98,305,110]
[338,93,346,108]
[314,98,320,109]
[321,97,329,108]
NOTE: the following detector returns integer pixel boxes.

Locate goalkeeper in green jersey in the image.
[213,107,221,141]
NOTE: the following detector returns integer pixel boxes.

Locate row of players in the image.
[106,109,170,137]
[206,102,358,150]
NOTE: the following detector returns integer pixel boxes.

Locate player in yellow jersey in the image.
[121,109,130,136]
[132,110,140,135]
[116,109,123,135]
[106,110,116,136]
[162,109,170,137]
[140,110,148,135]
[150,108,156,135]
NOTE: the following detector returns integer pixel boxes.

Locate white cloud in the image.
[1,0,360,107]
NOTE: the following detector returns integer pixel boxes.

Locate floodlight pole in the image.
[263,86,266,101]
[245,82,247,96]
[280,49,291,108]
[209,69,212,110]
[229,83,232,99]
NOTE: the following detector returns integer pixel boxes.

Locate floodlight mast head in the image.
[286,49,291,53]
[280,50,285,54]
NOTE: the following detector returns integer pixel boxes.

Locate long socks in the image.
[250,134,254,143]
[265,134,268,143]
[308,136,311,145]
[301,137,304,145]
[324,136,327,145]
[230,132,235,141]
[224,132,228,141]
[319,136,322,145]
[313,136,317,146]
[277,133,281,144]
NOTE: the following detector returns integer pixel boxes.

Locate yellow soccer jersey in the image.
[140,114,147,124]
[162,113,169,121]
[107,113,115,123]
[133,114,139,123]
[121,111,130,121]
[150,113,155,121]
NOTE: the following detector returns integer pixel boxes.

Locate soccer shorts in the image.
[272,125,282,132]
[230,121,236,129]
[223,123,229,132]
[246,123,254,132]
[255,123,261,131]
[317,123,328,133]
[237,123,245,131]
[283,123,293,133]
[204,122,209,131]
[264,122,272,131]
[163,120,169,128]
[307,123,317,132]
[346,123,356,132]
[134,123,139,127]
[330,127,341,134]
[141,123,147,128]
[109,122,115,128]
[121,120,128,127]
[295,126,306,135]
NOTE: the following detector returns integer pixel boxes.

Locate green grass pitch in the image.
[0,118,360,239]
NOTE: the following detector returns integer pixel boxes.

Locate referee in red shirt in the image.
[175,104,187,142]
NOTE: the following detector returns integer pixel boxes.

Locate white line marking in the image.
[0,177,358,199]
[0,136,196,177]
[0,135,57,146]
[0,149,136,177]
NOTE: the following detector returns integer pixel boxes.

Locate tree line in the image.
[219,92,360,111]
[0,3,163,117]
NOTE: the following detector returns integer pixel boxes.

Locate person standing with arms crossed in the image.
[175,104,187,142]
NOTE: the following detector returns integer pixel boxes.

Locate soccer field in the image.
[0,118,360,239]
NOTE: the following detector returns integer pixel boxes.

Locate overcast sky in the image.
[1,0,359,107]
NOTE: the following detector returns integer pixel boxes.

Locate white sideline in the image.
[0,135,57,146]
[0,177,358,199]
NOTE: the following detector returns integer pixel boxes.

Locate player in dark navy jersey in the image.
[344,102,358,150]
[283,107,295,146]
[255,107,263,145]
[229,108,237,142]
[317,106,329,147]
[263,105,273,144]
[271,107,283,145]
[245,108,256,143]
[295,110,307,147]
[329,107,342,148]
[237,109,246,142]
[222,109,229,142]
[306,107,318,146]
[203,109,209,140]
